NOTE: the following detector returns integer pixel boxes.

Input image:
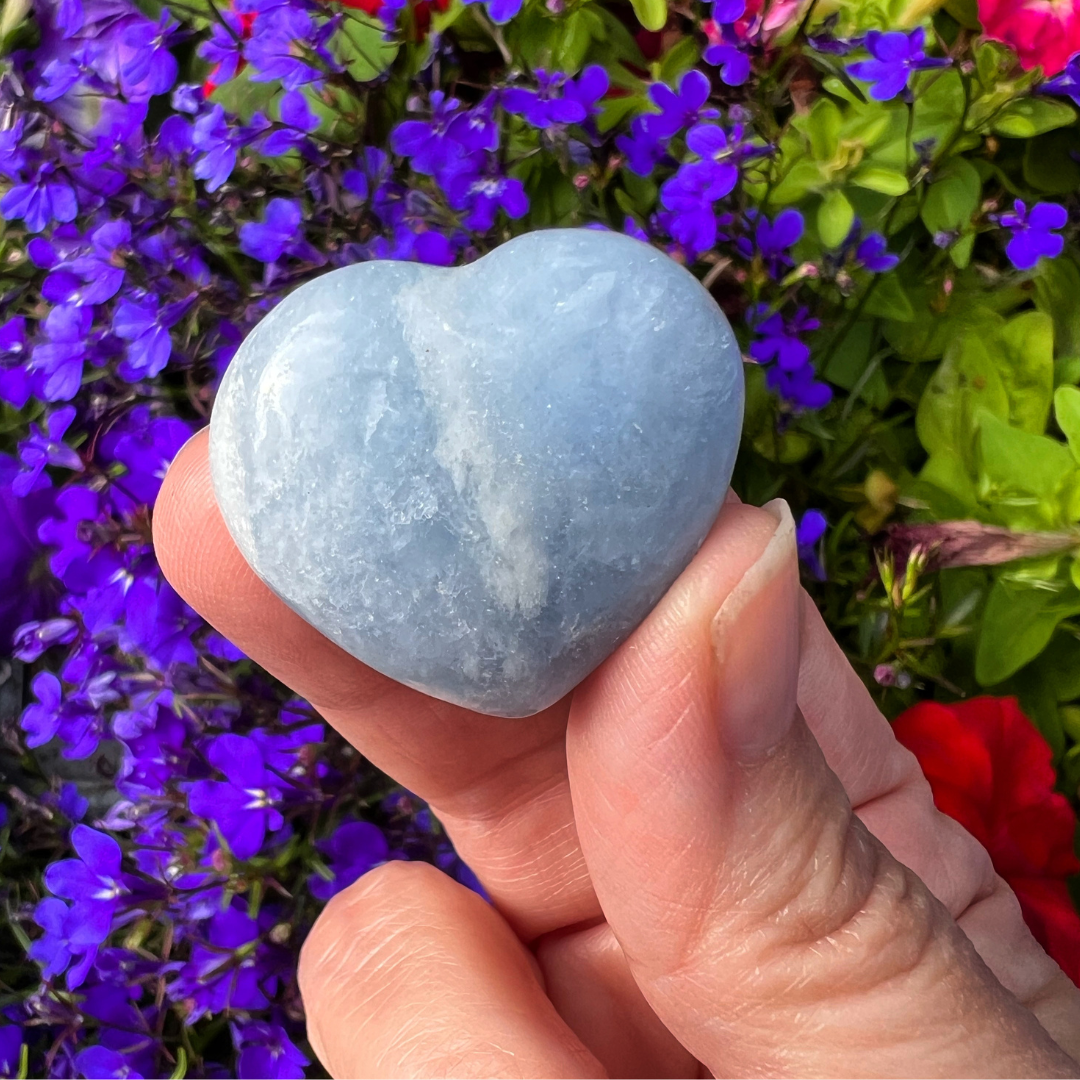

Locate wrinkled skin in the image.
[157,428,1080,1079]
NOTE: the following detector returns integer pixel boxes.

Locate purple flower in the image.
[461,0,522,24]
[737,207,803,276]
[503,70,587,129]
[14,406,83,496]
[646,70,718,138]
[796,509,827,580]
[0,1026,21,1079]
[443,159,528,231]
[748,303,818,370]
[120,11,181,98]
[391,91,469,177]
[748,304,831,410]
[682,122,743,198]
[192,104,237,191]
[44,825,129,947]
[119,575,200,667]
[198,9,250,85]
[0,163,79,233]
[239,198,319,263]
[188,734,285,859]
[616,115,668,177]
[34,219,130,306]
[854,231,899,272]
[998,200,1068,271]
[234,1022,309,1080]
[21,671,65,745]
[244,6,334,90]
[259,89,319,156]
[0,317,31,410]
[563,64,609,120]
[169,903,278,1019]
[30,304,93,402]
[847,27,949,101]
[1043,54,1080,107]
[74,1046,144,1079]
[704,40,751,86]
[309,820,390,900]
[767,360,833,410]
[99,405,194,508]
[0,467,53,640]
[113,293,191,380]
[13,617,79,662]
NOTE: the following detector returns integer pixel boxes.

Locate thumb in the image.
[567,499,1075,1078]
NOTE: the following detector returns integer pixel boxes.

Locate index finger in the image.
[154,428,597,941]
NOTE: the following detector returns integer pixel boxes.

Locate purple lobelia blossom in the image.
[0,1026,21,1079]
[192,104,238,191]
[113,293,194,381]
[503,70,591,129]
[0,163,79,233]
[997,200,1068,270]
[44,826,129,948]
[234,1021,309,1080]
[30,304,94,402]
[13,618,79,663]
[0,317,31,409]
[14,406,83,496]
[854,231,899,272]
[73,1046,144,1079]
[616,115,669,176]
[704,0,751,86]
[1043,54,1080,107]
[442,158,528,231]
[239,198,322,263]
[0,454,55,643]
[391,91,470,177]
[646,70,719,139]
[563,65,609,121]
[187,734,285,859]
[169,901,280,1019]
[32,219,130,306]
[461,0,522,25]
[737,208,804,276]
[846,27,949,101]
[258,89,319,156]
[309,820,390,900]
[796,509,828,580]
[120,10,181,98]
[748,304,832,410]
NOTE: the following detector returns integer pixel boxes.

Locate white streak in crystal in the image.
[395,277,547,617]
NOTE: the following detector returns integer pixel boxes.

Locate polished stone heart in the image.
[210,229,743,716]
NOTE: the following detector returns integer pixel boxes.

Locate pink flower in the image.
[979,0,1080,75]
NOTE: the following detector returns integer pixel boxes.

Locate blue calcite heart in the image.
[210,229,743,717]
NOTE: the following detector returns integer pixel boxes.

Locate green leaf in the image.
[657,34,698,83]
[916,333,1008,460]
[850,165,909,196]
[803,97,842,162]
[976,577,1080,685]
[1034,254,1080,360]
[1055,385,1080,463]
[991,96,1077,138]
[1023,127,1080,194]
[975,409,1078,529]
[629,0,666,30]
[995,310,1054,434]
[336,11,399,82]
[817,189,854,249]
[862,272,915,321]
[920,156,980,235]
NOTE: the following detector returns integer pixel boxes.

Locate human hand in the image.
[156,428,1080,1079]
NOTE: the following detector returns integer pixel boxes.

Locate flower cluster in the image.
[4,0,1080,1072]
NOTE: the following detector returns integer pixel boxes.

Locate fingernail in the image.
[712,499,800,763]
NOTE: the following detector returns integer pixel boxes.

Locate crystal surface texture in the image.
[210,229,744,717]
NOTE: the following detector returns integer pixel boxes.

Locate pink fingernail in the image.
[712,499,801,763]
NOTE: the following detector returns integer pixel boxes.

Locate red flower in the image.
[979,0,1080,76]
[894,696,1080,985]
